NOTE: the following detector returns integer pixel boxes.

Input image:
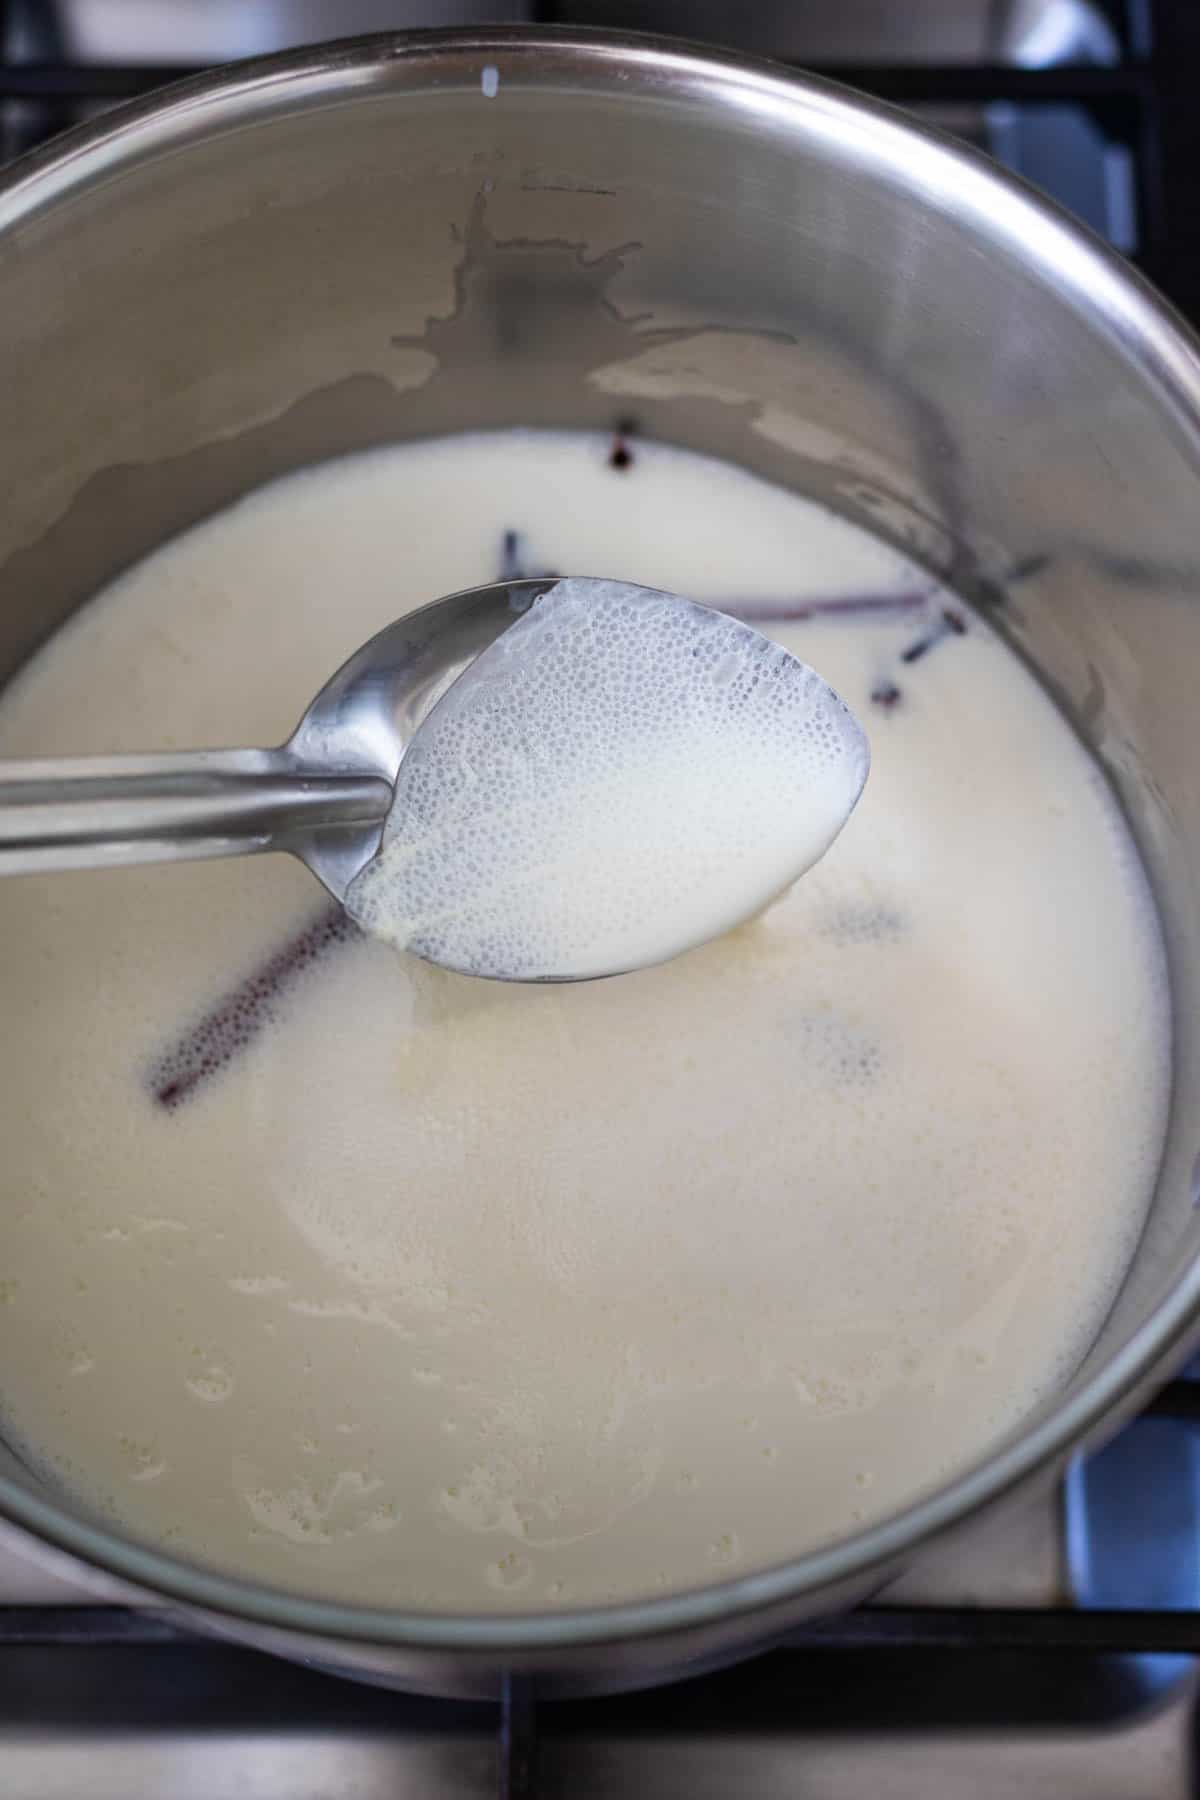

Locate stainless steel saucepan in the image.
[3,26,1200,1700]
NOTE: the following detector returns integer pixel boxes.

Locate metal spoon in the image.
[0,577,561,900]
[0,576,868,980]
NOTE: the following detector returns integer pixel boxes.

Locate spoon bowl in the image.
[345,576,871,982]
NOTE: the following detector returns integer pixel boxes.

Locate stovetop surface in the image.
[4,2,1200,1794]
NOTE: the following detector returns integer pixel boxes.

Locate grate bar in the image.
[0,60,1159,106]
[3,1602,1200,1654]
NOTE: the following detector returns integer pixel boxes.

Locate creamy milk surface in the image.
[346,577,869,979]
[0,431,1169,1610]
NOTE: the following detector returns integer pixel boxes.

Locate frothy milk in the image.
[0,431,1169,1611]
[347,579,869,978]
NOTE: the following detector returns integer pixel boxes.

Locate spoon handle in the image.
[0,749,393,875]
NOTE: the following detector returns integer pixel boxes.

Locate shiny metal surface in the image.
[0,577,549,901]
[3,26,1200,1698]
[553,0,1121,66]
[0,1618,1196,1800]
[0,749,390,876]
[59,0,532,65]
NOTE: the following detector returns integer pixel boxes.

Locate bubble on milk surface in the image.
[345,579,870,979]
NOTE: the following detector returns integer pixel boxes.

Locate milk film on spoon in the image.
[345,578,870,979]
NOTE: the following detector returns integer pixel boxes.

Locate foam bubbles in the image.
[346,580,870,979]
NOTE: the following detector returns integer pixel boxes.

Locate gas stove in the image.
[2,1442,1199,1799]
[3,3,1200,1795]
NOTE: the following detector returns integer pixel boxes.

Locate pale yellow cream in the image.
[0,431,1169,1610]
